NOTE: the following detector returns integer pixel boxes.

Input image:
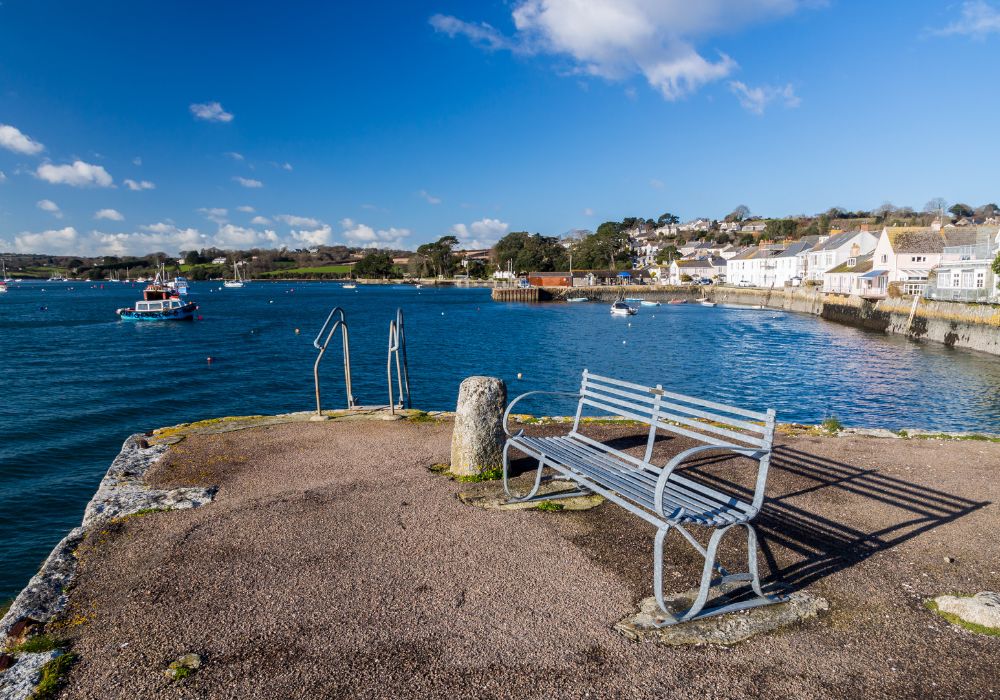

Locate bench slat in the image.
[585,371,772,422]
[581,398,756,450]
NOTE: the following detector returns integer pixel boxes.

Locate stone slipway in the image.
[3,413,1000,699]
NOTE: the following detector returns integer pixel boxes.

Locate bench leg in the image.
[652,523,785,627]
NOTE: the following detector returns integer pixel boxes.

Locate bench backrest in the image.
[572,370,775,462]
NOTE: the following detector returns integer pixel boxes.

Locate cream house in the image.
[869,226,981,297]
[804,230,878,281]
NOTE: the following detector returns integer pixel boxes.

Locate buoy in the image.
[441,312,444,315]
[622,340,626,344]
[269,300,274,303]
[517,372,522,379]
[197,315,203,320]
[206,357,213,363]
[294,328,300,334]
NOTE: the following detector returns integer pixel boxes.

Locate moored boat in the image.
[566,296,588,303]
[699,299,716,307]
[640,300,660,307]
[116,282,197,321]
[668,299,686,305]
[610,301,637,316]
[223,262,246,288]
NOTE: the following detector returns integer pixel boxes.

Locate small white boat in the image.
[610,301,637,316]
[698,299,716,307]
[342,283,357,289]
[0,281,7,294]
[567,297,588,303]
[640,300,660,307]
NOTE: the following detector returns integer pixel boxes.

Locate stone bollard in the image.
[450,376,507,478]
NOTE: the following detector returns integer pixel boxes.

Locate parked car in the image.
[737,280,754,288]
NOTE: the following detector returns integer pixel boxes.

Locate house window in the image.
[911,256,926,263]
[938,274,949,289]
[880,254,888,263]
[847,257,856,267]
[903,282,925,295]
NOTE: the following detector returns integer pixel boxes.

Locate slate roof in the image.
[810,230,867,252]
[826,252,874,274]
[776,239,816,258]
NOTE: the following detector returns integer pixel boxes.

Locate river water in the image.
[1,280,999,597]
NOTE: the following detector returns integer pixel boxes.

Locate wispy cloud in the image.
[728,80,800,114]
[649,178,665,189]
[583,207,595,216]
[124,178,155,191]
[36,199,62,218]
[933,1,1000,37]
[0,171,7,183]
[36,160,113,187]
[197,207,229,224]
[419,189,442,204]
[233,176,263,188]
[432,1,817,101]
[95,208,124,221]
[236,205,255,213]
[276,214,322,228]
[0,124,44,155]
[190,101,234,122]
[225,151,245,161]
[251,215,272,225]
[132,156,142,166]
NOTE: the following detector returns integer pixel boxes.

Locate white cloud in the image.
[225,151,245,161]
[291,224,336,247]
[132,156,142,166]
[419,189,442,204]
[123,178,155,191]
[251,215,272,225]
[935,1,1000,37]
[233,176,263,188]
[13,226,78,254]
[449,217,509,249]
[236,205,255,213]
[197,207,229,224]
[282,162,293,171]
[339,218,412,249]
[95,208,124,221]
[190,101,234,123]
[728,80,800,114]
[36,199,62,218]
[36,160,113,187]
[276,214,322,228]
[0,171,6,183]
[434,1,816,100]
[583,207,595,216]
[0,124,44,155]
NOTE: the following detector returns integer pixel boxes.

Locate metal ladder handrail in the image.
[313,306,356,414]
[387,308,411,413]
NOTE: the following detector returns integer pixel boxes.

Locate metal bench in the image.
[502,369,784,625]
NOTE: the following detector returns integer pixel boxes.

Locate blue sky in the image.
[1,0,999,256]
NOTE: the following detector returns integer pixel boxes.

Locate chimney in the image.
[860,224,869,232]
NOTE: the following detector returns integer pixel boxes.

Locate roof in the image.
[859,269,888,280]
[675,258,713,268]
[810,231,867,252]
[826,252,874,274]
[730,247,779,261]
[775,240,815,258]
[883,228,982,254]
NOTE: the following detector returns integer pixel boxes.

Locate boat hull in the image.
[118,303,197,322]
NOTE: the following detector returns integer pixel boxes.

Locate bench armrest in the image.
[503,390,581,438]
[653,444,770,519]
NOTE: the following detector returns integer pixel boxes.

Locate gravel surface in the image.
[53,420,999,699]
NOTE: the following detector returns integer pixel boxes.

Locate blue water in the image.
[2,280,999,598]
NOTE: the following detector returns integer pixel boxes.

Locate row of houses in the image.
[647,223,1000,302]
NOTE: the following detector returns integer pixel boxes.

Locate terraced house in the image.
[868,226,983,298]
[927,226,1000,303]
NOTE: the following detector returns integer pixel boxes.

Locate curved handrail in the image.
[502,390,581,438]
[387,308,411,412]
[313,307,355,413]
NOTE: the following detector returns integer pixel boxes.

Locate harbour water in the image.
[1,280,999,598]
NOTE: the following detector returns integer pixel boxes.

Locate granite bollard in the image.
[450,376,506,478]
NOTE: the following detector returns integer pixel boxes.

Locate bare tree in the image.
[924,197,948,214]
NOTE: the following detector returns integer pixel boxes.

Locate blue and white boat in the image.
[117,284,197,321]
[169,276,190,296]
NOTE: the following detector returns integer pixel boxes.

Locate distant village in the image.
[509,208,1000,305]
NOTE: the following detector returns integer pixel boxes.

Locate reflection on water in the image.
[1,281,999,596]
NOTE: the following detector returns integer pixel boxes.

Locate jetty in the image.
[1,408,997,698]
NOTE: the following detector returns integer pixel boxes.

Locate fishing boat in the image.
[168,276,190,296]
[48,273,68,282]
[117,283,197,321]
[668,299,686,305]
[640,300,660,307]
[223,262,246,288]
[566,297,588,303]
[610,300,637,316]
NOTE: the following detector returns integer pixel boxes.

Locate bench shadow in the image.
[683,445,990,591]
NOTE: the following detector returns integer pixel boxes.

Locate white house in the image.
[665,257,726,285]
[726,245,783,287]
[823,253,874,295]
[211,256,228,265]
[772,236,821,287]
[804,230,878,281]
[869,226,982,297]
[927,227,1000,303]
